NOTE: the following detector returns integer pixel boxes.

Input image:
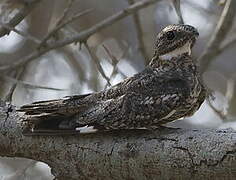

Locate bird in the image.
[18,24,206,135]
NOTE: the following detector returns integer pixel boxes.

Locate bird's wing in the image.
[74,68,193,129]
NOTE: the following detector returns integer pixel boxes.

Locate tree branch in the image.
[39,8,93,48]
[172,0,184,24]
[0,100,236,179]
[84,42,112,86]
[0,0,160,73]
[0,0,42,37]
[127,0,150,63]
[198,0,236,74]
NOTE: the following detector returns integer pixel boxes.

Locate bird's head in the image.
[154,24,199,60]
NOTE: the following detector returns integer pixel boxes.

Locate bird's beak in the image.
[194,30,199,37]
[190,30,199,48]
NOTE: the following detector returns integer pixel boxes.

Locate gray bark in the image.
[0,99,236,180]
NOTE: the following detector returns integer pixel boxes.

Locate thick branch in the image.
[0,100,236,179]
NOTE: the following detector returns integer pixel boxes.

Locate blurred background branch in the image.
[0,0,159,73]
[198,0,236,74]
[0,0,42,37]
[127,0,150,63]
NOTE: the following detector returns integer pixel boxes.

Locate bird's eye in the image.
[166,31,175,40]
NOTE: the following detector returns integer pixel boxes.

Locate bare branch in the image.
[0,0,42,37]
[102,44,128,89]
[84,43,112,86]
[219,36,236,53]
[185,1,218,15]
[206,98,227,120]
[39,7,92,47]
[102,44,128,77]
[1,100,236,179]
[200,36,236,61]
[127,0,150,63]
[0,22,41,44]
[59,47,87,83]
[54,0,75,27]
[4,68,25,103]
[198,0,236,74]
[0,0,159,73]
[172,0,184,24]
[1,74,67,92]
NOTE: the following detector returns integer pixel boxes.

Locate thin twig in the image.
[185,1,217,15]
[84,43,112,86]
[39,2,92,47]
[55,0,75,27]
[198,0,236,75]
[206,98,227,120]
[218,36,236,53]
[102,44,128,77]
[1,74,67,92]
[102,45,128,89]
[202,36,236,60]
[172,0,184,24]
[59,47,87,83]
[197,0,236,120]
[127,0,149,63]
[0,22,41,44]
[4,67,25,103]
[0,0,159,73]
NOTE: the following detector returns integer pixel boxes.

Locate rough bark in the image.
[0,99,236,180]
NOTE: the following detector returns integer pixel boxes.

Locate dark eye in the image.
[166,31,175,40]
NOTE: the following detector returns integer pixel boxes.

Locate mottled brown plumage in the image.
[18,24,206,135]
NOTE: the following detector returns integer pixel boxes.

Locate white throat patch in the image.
[159,41,191,60]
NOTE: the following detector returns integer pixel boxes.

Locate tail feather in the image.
[18,94,93,134]
[19,99,66,114]
[18,94,92,116]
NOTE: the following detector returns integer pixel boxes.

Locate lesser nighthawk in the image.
[18,24,206,135]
